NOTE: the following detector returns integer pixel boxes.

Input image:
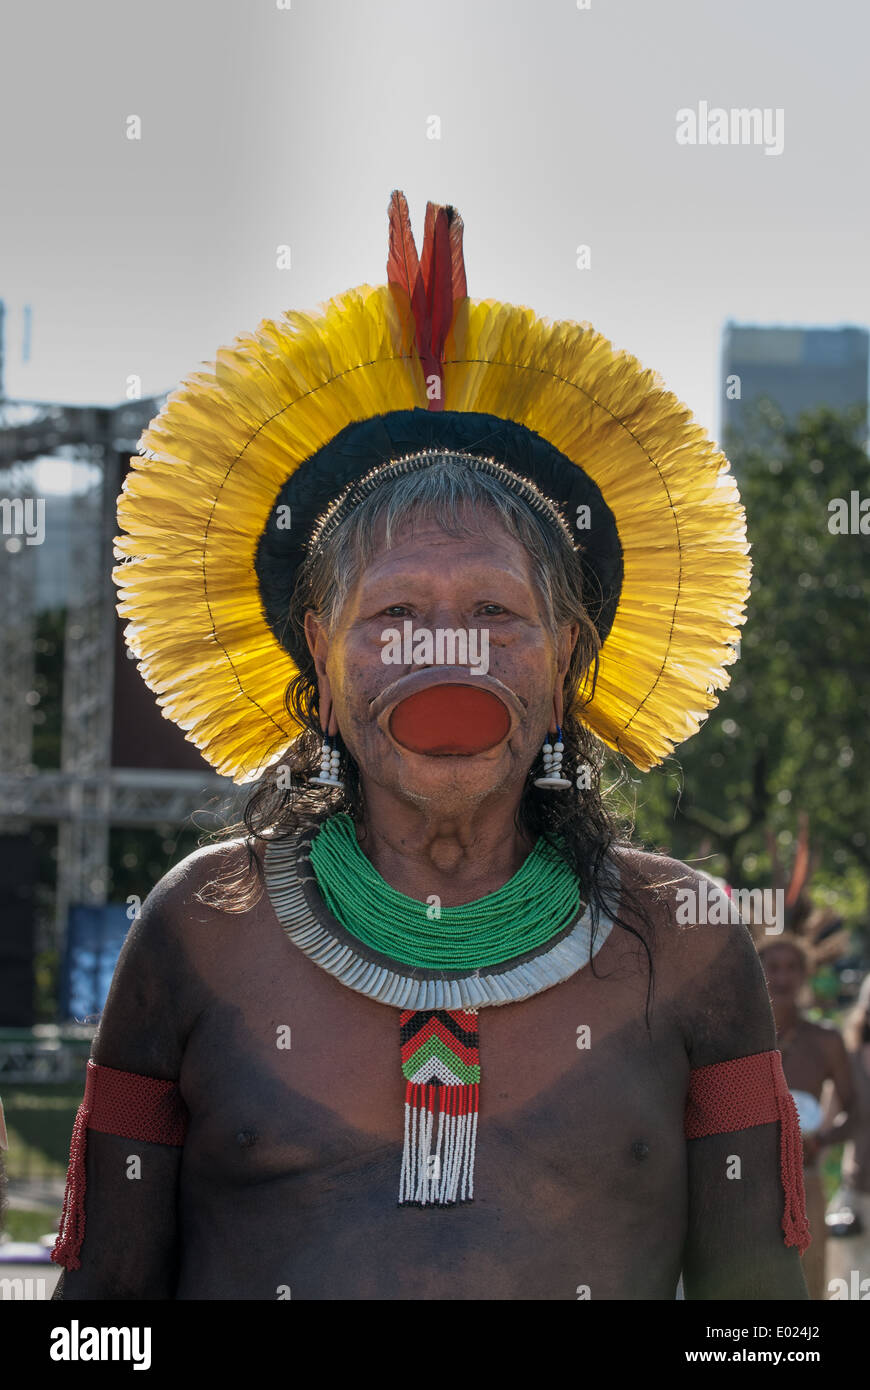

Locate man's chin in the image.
[375,746,519,810]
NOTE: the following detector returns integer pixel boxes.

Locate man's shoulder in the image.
[611,843,703,894]
[610,845,766,1012]
[611,847,775,1062]
[611,845,740,935]
[98,837,264,1001]
[90,839,252,1074]
[143,835,263,926]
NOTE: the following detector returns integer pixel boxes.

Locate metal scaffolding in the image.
[0,395,233,963]
[0,458,37,785]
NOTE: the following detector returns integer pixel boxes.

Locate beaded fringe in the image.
[398,1007,481,1205]
[398,1082,479,1206]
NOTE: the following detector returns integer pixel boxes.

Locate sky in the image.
[2,0,869,439]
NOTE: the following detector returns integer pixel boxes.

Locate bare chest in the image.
[178,908,690,1203]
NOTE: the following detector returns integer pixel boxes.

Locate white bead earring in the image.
[533,724,572,790]
[309,732,344,787]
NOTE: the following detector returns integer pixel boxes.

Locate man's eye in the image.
[479,604,506,615]
[382,605,410,617]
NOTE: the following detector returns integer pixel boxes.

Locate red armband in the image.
[51,1060,189,1272]
[684,1048,810,1255]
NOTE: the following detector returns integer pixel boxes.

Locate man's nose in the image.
[424,600,484,628]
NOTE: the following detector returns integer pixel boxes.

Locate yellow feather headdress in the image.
[113,191,750,783]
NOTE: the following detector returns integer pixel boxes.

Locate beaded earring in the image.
[533,725,572,789]
[309,731,345,787]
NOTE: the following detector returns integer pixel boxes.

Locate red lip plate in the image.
[389,683,511,755]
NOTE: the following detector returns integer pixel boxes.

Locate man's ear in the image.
[303,611,333,735]
[552,621,580,729]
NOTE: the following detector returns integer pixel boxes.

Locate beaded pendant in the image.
[399,1009,480,1205]
[264,827,618,1207]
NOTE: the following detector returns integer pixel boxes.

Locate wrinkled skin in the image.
[303,515,577,898]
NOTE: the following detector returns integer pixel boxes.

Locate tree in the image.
[621,403,870,940]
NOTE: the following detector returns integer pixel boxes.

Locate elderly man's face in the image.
[305,510,579,811]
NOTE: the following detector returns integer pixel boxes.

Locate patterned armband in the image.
[52,1060,189,1272]
[684,1049,811,1255]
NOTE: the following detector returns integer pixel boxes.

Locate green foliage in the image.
[2,1206,60,1244]
[1,1084,82,1180]
[107,824,203,906]
[622,403,870,945]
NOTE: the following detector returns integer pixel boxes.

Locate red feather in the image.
[420,201,467,304]
[426,208,453,369]
[386,190,468,411]
[785,812,811,909]
[386,190,425,319]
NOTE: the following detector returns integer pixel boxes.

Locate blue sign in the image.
[59,904,132,1022]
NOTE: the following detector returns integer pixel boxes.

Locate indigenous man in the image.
[52,192,809,1301]
[758,937,854,1299]
[748,820,856,1299]
[827,975,870,1294]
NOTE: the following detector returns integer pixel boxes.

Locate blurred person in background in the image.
[751,817,857,1298]
[825,973,870,1292]
[758,936,854,1299]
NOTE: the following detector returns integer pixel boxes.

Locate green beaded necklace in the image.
[307,812,583,970]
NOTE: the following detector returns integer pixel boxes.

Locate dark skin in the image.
[54,515,807,1300]
[760,943,854,1163]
